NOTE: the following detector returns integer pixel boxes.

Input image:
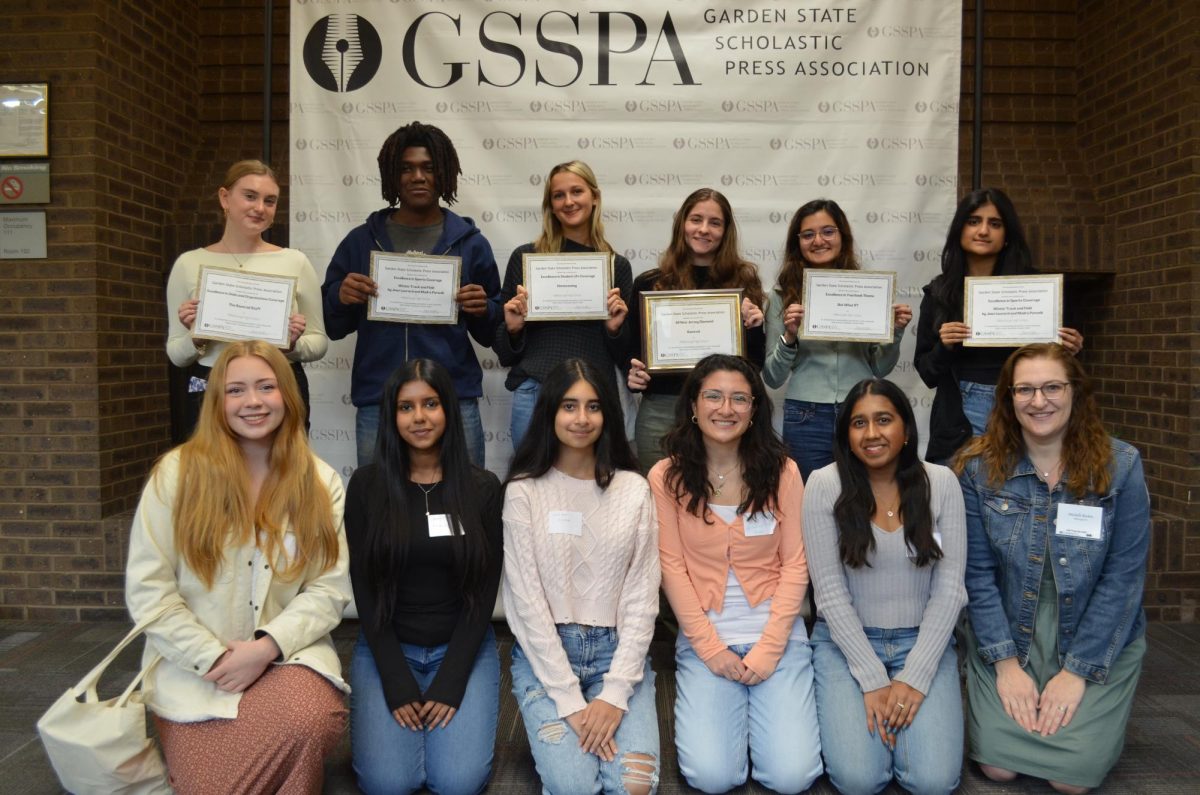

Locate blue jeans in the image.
[673,633,823,794]
[509,378,541,454]
[510,625,660,795]
[349,627,500,795]
[355,398,485,468]
[810,621,962,795]
[958,380,995,437]
[782,399,838,483]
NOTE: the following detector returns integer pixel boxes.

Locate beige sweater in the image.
[501,468,660,717]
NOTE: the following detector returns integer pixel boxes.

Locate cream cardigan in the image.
[125,449,351,722]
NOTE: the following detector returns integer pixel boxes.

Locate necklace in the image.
[221,238,252,268]
[416,481,439,515]
[1032,458,1062,480]
[709,462,737,498]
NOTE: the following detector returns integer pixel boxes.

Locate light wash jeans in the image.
[355,398,485,468]
[782,399,839,483]
[510,625,660,795]
[673,632,823,794]
[349,627,500,795]
[958,380,995,438]
[508,378,541,454]
[810,620,962,795]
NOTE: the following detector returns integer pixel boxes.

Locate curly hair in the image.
[377,121,461,206]
[953,343,1112,497]
[775,198,860,308]
[655,189,764,308]
[661,354,788,520]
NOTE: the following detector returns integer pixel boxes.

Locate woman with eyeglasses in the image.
[764,199,912,482]
[651,354,822,794]
[626,189,767,472]
[955,343,1148,794]
[914,188,1084,463]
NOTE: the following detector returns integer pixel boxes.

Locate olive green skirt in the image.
[966,560,1145,788]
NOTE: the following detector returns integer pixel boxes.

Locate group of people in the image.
[132,120,1149,795]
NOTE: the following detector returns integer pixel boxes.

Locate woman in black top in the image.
[914,188,1083,462]
[493,160,634,451]
[346,358,503,795]
[626,188,767,472]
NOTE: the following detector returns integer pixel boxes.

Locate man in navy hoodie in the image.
[322,121,502,466]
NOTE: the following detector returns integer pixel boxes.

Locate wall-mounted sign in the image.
[0,83,49,158]
[0,210,47,259]
[0,162,49,204]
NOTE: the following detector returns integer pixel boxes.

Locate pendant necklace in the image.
[416,481,439,515]
[709,463,737,498]
[222,238,250,268]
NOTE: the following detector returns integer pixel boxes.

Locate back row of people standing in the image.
[167,119,1084,478]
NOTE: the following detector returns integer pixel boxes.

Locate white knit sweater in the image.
[502,468,660,717]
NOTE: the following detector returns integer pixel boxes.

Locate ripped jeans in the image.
[510,625,660,795]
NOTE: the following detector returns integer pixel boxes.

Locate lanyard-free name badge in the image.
[548,511,584,537]
[1055,503,1104,540]
[427,514,455,538]
[743,512,776,537]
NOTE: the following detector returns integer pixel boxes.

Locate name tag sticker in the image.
[427,514,454,538]
[743,512,776,537]
[1055,504,1103,540]
[548,511,583,537]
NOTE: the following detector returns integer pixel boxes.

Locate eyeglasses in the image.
[799,226,840,243]
[1011,381,1070,401]
[699,390,754,412]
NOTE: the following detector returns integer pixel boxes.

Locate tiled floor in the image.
[2,620,1197,794]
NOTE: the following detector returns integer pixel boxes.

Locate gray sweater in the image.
[802,461,967,694]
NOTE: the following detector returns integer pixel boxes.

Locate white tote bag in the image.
[37,605,173,795]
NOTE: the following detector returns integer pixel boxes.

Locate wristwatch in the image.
[779,334,798,350]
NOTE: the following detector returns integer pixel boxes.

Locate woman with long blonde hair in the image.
[166,159,328,434]
[494,160,634,450]
[125,340,350,794]
[956,343,1148,793]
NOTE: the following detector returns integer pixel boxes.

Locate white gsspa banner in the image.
[290,0,962,483]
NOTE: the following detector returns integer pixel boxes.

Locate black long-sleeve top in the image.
[626,267,767,397]
[492,239,634,393]
[345,464,503,710]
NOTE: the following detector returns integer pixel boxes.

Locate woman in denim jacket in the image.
[955,343,1149,794]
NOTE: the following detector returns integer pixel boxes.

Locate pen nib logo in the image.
[303,14,382,93]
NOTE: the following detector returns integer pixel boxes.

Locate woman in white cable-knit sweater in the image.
[502,358,661,795]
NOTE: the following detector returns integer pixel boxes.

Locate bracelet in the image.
[779,334,798,350]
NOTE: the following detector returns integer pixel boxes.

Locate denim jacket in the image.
[960,438,1149,684]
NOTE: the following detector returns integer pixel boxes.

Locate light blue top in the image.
[762,290,905,403]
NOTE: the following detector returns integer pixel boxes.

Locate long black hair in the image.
[833,378,939,568]
[377,120,461,206]
[507,358,639,488]
[364,359,490,628]
[930,187,1033,316]
[662,354,788,520]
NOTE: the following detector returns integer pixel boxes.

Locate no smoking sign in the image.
[0,162,49,204]
[1,176,23,200]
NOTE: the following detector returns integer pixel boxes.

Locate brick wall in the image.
[0,1,1196,620]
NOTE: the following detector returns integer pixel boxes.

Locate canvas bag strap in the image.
[72,603,173,704]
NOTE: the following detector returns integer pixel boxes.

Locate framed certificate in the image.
[0,83,49,158]
[801,269,896,343]
[964,274,1063,347]
[522,252,612,321]
[642,289,745,373]
[194,266,296,348]
[368,252,461,324]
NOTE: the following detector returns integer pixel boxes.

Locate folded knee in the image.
[682,762,745,794]
[979,764,1018,783]
[536,719,570,745]
[620,751,658,795]
[895,767,960,795]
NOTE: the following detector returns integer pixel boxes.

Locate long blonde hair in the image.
[163,341,337,588]
[533,160,613,254]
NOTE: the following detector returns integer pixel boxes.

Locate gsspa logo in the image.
[303,14,382,93]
